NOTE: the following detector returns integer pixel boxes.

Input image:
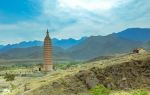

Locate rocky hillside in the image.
[9,51,150,95]
[77,59,150,90]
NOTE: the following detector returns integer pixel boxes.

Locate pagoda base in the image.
[41,64,53,72]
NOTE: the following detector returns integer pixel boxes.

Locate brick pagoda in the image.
[43,29,53,71]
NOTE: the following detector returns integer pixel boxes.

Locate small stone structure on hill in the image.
[133,48,145,53]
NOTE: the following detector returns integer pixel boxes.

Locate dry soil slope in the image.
[10,52,150,95]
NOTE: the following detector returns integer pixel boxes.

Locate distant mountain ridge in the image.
[52,37,86,49]
[0,28,150,60]
[0,46,69,60]
[0,41,43,52]
[117,28,150,42]
[0,38,86,53]
[0,45,4,49]
[67,34,143,60]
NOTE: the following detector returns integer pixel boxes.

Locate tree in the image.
[4,73,15,81]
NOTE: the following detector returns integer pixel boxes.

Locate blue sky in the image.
[0,0,150,44]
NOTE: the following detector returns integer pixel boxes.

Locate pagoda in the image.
[42,29,53,71]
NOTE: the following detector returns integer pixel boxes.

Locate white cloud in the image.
[0,0,150,44]
[58,0,130,11]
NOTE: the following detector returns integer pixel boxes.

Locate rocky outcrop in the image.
[76,59,150,90]
[76,70,99,89]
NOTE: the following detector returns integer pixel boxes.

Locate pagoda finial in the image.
[47,29,49,34]
[46,29,49,37]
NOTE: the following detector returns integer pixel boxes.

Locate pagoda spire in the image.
[46,29,49,37]
[47,29,48,33]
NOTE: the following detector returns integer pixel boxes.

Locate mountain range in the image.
[0,38,86,52]
[117,28,150,42]
[0,45,4,49]
[0,28,150,61]
[67,34,143,59]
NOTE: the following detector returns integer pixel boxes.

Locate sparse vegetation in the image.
[1,52,150,95]
[4,73,15,81]
[54,62,82,70]
[90,85,111,95]
[10,83,17,91]
[132,89,149,95]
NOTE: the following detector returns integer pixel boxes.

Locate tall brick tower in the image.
[43,29,53,71]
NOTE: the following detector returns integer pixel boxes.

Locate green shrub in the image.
[10,83,16,91]
[90,85,111,95]
[133,89,149,95]
[54,63,75,70]
[4,73,15,81]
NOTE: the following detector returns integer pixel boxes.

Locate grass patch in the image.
[54,61,83,70]
[132,89,149,95]
[90,85,111,95]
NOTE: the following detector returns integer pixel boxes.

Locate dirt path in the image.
[1,88,10,95]
[0,79,10,95]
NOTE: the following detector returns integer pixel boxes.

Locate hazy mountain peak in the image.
[117,28,150,42]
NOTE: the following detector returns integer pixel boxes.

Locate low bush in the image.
[54,63,78,70]
[10,83,17,91]
[4,73,15,81]
[90,85,111,95]
[132,89,149,95]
